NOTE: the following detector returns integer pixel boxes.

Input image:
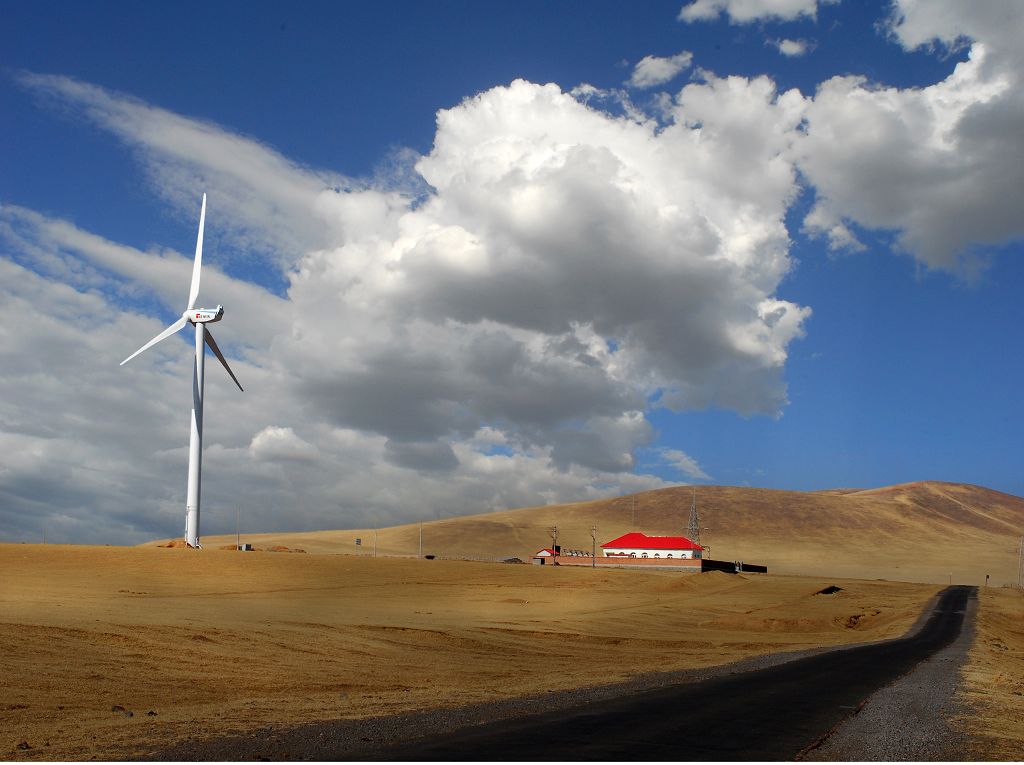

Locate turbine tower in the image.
[121,194,243,548]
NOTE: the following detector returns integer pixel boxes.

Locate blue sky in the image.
[2,0,1023,544]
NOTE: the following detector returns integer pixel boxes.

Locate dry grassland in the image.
[1,543,938,761]
[959,587,1024,759]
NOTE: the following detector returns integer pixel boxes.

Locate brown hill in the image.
[153,481,1024,585]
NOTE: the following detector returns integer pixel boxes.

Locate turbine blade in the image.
[120,316,188,366]
[186,193,206,310]
[204,328,244,392]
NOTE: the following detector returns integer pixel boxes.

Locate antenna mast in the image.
[687,487,700,546]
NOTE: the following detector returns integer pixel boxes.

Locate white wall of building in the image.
[603,547,700,559]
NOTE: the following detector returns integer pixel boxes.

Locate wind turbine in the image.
[121,194,243,548]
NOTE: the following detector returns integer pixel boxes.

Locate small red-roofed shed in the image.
[531,548,557,564]
[601,532,703,560]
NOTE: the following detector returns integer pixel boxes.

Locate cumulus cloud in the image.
[249,427,319,462]
[4,71,813,543]
[772,38,812,57]
[799,0,1024,270]
[0,255,675,543]
[679,0,833,24]
[628,51,694,89]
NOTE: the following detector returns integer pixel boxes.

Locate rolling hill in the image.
[150,481,1024,585]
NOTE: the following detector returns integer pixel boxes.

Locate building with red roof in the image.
[601,532,703,560]
[531,547,558,564]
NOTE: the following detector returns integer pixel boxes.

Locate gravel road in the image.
[808,587,979,761]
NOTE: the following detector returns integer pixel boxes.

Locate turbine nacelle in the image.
[189,305,224,324]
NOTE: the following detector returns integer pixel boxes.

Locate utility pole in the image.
[419,522,423,558]
[1017,535,1023,589]
[631,496,636,528]
[551,526,558,557]
[591,525,597,568]
[236,506,240,551]
[374,515,378,558]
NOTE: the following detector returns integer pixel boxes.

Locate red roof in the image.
[533,548,557,556]
[601,532,703,551]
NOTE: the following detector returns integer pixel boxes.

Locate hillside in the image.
[153,481,1024,585]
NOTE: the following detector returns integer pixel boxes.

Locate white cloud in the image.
[628,51,694,89]
[0,255,677,544]
[884,0,1007,52]
[16,72,351,267]
[773,38,811,57]
[658,448,712,480]
[4,73,814,543]
[799,0,1024,270]
[249,427,319,462]
[0,204,286,349]
[679,0,834,24]
[801,205,865,252]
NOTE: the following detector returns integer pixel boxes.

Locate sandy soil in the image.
[0,543,938,761]
[958,586,1024,759]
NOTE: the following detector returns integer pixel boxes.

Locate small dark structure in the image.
[815,585,843,595]
[701,558,768,574]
